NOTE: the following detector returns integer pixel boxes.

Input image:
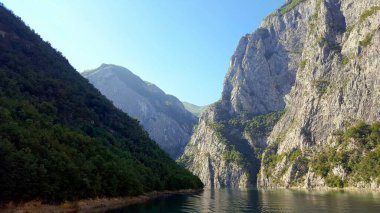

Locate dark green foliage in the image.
[345,122,371,144]
[288,149,302,162]
[209,122,225,132]
[369,123,380,146]
[355,147,380,182]
[244,111,286,137]
[213,111,285,174]
[262,153,285,173]
[205,111,285,184]
[262,148,308,176]
[278,0,306,15]
[221,111,284,138]
[208,122,228,144]
[326,175,344,188]
[223,149,243,165]
[312,150,332,177]
[0,6,202,204]
[314,80,330,95]
[311,122,380,185]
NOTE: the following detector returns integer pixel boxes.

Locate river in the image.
[106,189,380,213]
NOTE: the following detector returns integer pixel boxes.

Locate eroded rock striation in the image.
[83,64,197,159]
[259,0,380,189]
[180,0,380,189]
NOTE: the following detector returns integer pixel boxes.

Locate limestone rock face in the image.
[179,0,313,188]
[83,64,197,159]
[258,0,380,188]
[181,0,380,189]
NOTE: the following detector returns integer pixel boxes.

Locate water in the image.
[107,189,380,213]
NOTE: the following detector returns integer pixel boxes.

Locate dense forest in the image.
[0,5,202,204]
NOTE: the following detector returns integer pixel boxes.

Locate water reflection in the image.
[107,189,380,213]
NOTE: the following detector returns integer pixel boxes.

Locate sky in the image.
[2,0,284,106]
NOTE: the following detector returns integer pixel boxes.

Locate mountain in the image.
[82,65,197,159]
[0,5,202,204]
[179,0,380,189]
[182,102,208,117]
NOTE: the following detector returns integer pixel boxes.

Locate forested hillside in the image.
[0,5,202,204]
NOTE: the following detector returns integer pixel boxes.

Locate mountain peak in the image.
[83,64,197,158]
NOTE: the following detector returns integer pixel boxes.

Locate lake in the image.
[106,189,380,213]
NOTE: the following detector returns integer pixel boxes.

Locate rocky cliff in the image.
[83,64,197,159]
[259,0,380,189]
[180,0,380,189]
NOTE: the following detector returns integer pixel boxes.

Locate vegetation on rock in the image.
[262,153,285,173]
[223,148,243,165]
[314,80,330,95]
[346,6,379,34]
[278,0,306,15]
[300,60,307,70]
[342,56,350,65]
[359,32,375,47]
[224,111,286,138]
[359,6,380,23]
[311,122,380,187]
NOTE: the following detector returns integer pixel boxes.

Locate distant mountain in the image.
[0,5,202,204]
[182,102,208,118]
[82,64,198,159]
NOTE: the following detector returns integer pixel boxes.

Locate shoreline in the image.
[258,186,380,193]
[0,189,202,213]
[2,187,379,213]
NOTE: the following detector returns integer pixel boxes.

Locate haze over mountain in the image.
[0,4,202,204]
[182,102,208,118]
[179,0,380,190]
[83,64,198,159]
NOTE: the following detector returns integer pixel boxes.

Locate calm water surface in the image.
[107,189,380,213]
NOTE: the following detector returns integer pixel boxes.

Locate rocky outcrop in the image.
[258,0,380,189]
[180,0,380,189]
[83,64,197,159]
[179,0,313,188]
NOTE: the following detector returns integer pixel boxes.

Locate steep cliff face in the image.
[180,0,380,189]
[259,0,380,189]
[83,65,197,159]
[179,0,313,188]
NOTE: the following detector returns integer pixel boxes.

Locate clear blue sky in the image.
[2,0,284,106]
